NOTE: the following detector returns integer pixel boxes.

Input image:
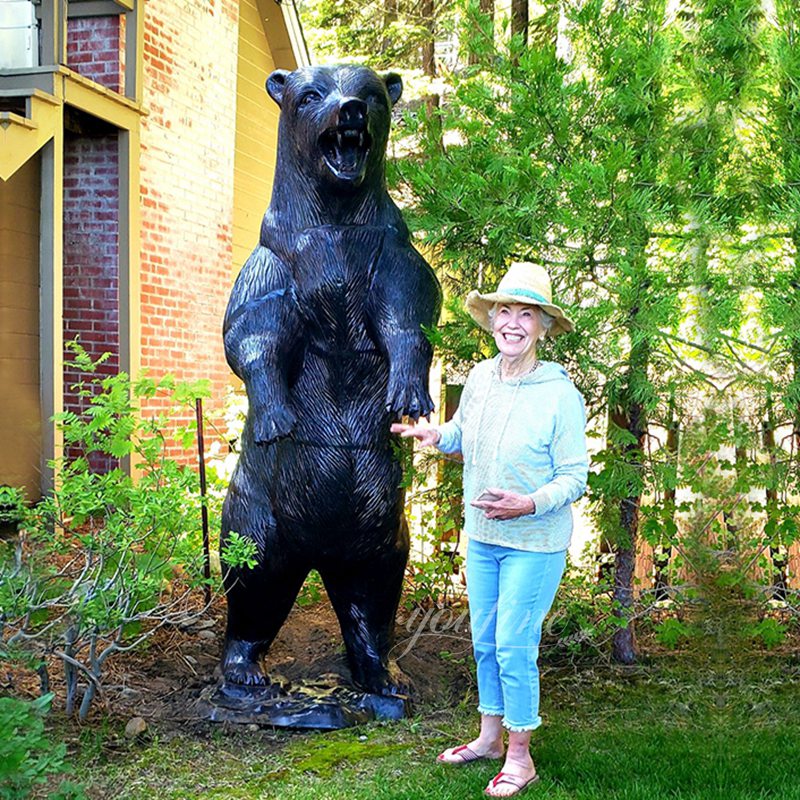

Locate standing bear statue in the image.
[219,65,441,702]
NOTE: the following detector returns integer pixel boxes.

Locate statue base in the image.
[199,672,410,729]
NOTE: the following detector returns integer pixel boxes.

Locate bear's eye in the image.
[366,93,382,107]
[299,92,320,108]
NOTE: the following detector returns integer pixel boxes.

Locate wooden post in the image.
[196,398,212,606]
[124,1,144,103]
[39,0,68,67]
[39,126,64,495]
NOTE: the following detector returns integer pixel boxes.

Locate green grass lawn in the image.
[77,654,800,800]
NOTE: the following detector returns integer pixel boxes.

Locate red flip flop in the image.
[437,744,493,765]
[484,770,540,797]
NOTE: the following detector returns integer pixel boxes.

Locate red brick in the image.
[66,16,122,92]
[62,133,120,467]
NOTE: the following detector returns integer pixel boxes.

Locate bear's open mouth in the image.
[319,124,372,180]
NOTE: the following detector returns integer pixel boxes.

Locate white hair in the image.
[488,303,556,334]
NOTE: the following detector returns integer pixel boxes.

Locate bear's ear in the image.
[266,70,290,107]
[384,73,402,107]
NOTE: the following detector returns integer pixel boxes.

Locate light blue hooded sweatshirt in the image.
[436,356,589,553]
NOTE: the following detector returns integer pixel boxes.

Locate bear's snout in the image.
[339,98,368,129]
[317,97,374,184]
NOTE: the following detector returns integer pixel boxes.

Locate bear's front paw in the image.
[385,375,434,421]
[378,662,413,698]
[252,402,297,445]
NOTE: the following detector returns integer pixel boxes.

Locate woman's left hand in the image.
[470,488,535,520]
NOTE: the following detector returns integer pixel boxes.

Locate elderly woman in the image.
[392,262,588,798]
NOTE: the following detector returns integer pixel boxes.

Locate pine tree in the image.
[565,0,677,663]
[297,0,456,73]
[756,1,800,586]
[396,0,682,661]
[293,0,786,660]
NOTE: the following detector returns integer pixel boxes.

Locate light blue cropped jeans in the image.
[466,539,567,732]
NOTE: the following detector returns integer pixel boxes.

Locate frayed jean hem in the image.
[502,718,542,733]
[475,707,543,732]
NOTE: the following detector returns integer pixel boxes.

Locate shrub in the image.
[0,344,222,720]
[543,559,620,657]
[0,694,85,799]
[749,618,787,650]
[654,618,698,649]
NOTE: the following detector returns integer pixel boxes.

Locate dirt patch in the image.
[3,591,477,740]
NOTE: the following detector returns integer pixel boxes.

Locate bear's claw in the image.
[386,378,434,421]
[353,661,412,698]
[221,638,269,687]
[223,662,270,687]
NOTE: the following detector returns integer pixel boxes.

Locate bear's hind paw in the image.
[222,657,270,688]
[220,638,270,688]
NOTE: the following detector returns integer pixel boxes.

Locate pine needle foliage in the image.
[389,0,780,660]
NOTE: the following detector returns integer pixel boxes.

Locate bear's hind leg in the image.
[320,546,409,697]
[221,482,308,689]
[222,556,308,688]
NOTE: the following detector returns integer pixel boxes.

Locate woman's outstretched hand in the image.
[471,488,535,520]
[390,420,441,448]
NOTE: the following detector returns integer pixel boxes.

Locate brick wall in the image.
[60,1,254,463]
[138,0,240,457]
[63,134,120,471]
[66,16,123,93]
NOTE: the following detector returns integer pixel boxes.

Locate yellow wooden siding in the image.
[0,154,42,499]
[232,0,284,274]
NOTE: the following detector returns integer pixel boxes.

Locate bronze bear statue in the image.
[220,65,441,697]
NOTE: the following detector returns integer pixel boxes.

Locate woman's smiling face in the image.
[492,303,546,359]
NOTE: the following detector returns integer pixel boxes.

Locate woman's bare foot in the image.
[484,753,538,797]
[437,736,505,764]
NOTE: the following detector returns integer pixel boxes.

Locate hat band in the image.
[504,288,551,306]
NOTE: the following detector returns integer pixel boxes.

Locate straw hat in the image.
[465,262,574,337]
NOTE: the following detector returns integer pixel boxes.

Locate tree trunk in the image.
[611,338,649,665]
[791,231,800,468]
[511,0,528,49]
[653,393,678,601]
[421,0,436,78]
[612,535,638,664]
[469,0,495,65]
[420,0,441,148]
[762,397,787,599]
[381,0,398,57]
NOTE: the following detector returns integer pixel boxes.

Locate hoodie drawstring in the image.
[472,358,540,467]
[472,377,492,466]
[493,379,521,463]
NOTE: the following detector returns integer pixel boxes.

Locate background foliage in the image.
[3,7,799,766]
[297,0,800,662]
